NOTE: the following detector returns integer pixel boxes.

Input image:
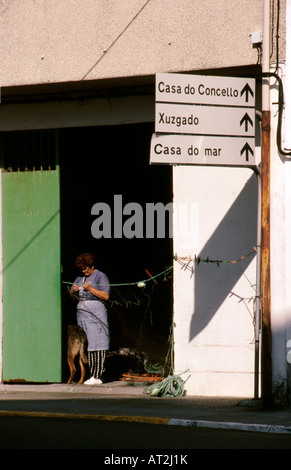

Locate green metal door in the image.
[1,132,61,382]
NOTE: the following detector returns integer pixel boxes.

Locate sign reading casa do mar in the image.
[150,73,256,167]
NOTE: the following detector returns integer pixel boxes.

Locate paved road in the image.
[1,415,291,450]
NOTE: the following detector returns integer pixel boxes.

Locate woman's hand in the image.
[83,282,109,301]
[70,284,79,298]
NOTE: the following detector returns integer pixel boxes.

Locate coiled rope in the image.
[143,370,190,398]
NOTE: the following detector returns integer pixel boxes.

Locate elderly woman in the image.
[71,252,110,385]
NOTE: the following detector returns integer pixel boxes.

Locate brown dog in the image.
[67,325,88,384]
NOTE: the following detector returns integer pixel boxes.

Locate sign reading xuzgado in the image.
[155,103,255,137]
[150,73,257,167]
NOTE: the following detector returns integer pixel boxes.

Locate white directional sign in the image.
[150,133,256,166]
[151,72,256,167]
[156,73,255,107]
[155,103,255,137]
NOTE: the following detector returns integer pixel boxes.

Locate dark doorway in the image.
[59,123,173,382]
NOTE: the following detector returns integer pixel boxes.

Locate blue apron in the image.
[73,270,110,351]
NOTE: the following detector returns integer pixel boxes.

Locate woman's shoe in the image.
[84,377,102,385]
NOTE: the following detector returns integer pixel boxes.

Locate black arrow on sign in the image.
[240,142,254,162]
[240,113,253,132]
[240,83,254,103]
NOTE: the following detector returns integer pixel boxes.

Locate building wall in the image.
[0,0,261,87]
[285,0,291,401]
[270,0,291,404]
[173,163,259,396]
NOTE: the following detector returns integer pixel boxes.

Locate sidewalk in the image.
[1,380,291,435]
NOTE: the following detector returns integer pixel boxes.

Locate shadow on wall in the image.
[190,172,258,341]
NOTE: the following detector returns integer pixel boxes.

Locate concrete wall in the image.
[285,0,291,401]
[0,0,261,88]
[173,164,259,396]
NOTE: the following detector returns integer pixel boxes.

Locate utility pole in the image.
[261,0,272,407]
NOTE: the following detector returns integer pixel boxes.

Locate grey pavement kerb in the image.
[0,382,291,435]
